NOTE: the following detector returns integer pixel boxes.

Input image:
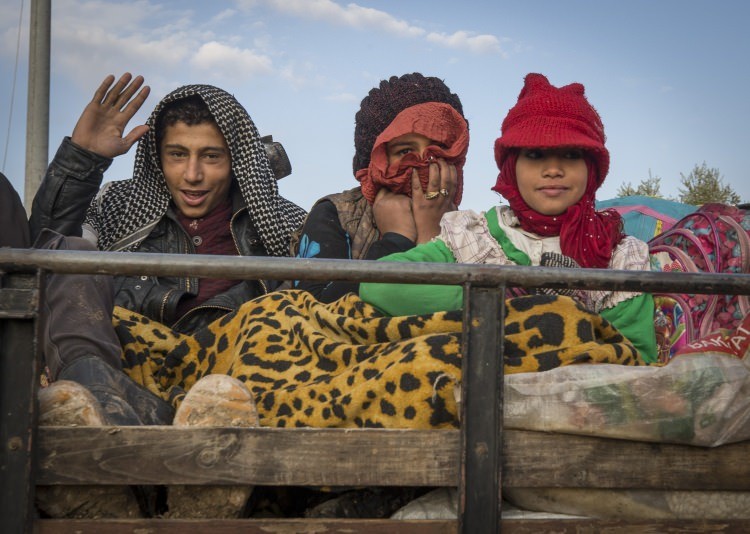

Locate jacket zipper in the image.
[161,206,268,327]
[157,225,192,324]
[183,230,193,294]
[229,208,269,296]
[172,304,234,331]
[160,288,178,324]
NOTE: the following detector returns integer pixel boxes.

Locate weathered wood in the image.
[500,519,750,533]
[33,517,750,533]
[0,272,40,318]
[502,430,750,491]
[5,254,750,533]
[0,287,39,318]
[37,427,459,486]
[460,286,504,533]
[35,518,458,533]
[0,271,42,534]
[37,427,750,490]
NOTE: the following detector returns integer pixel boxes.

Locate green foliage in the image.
[616,171,664,198]
[678,162,740,205]
[616,164,742,206]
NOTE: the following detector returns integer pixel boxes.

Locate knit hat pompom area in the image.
[352,72,465,175]
[494,72,609,185]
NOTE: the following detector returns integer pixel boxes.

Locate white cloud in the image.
[48,1,190,88]
[44,0,281,92]
[211,9,238,24]
[277,60,325,89]
[258,0,421,37]
[256,0,505,54]
[53,24,194,84]
[426,31,504,56]
[58,0,167,33]
[37,0,506,103]
[191,41,273,77]
[325,92,358,102]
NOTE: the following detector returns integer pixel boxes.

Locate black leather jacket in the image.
[1,172,30,248]
[30,138,276,334]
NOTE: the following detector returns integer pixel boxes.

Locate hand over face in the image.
[372,188,417,242]
[71,73,150,159]
[371,159,459,244]
[411,158,458,243]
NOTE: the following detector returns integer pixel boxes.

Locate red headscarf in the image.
[355,102,469,204]
[492,74,622,268]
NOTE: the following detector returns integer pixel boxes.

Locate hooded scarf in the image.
[355,102,469,204]
[83,84,306,256]
[352,73,465,174]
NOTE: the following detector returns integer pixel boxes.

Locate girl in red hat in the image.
[361,73,657,363]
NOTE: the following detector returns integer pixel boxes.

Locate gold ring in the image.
[439,188,449,197]
[425,191,440,200]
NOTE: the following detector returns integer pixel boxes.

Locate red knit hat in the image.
[494,73,609,184]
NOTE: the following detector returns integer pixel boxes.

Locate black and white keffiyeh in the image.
[83,84,306,256]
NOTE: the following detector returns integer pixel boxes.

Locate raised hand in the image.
[70,73,150,159]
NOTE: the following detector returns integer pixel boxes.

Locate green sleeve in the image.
[600,293,658,364]
[359,239,464,316]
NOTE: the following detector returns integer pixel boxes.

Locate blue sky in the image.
[1,0,749,214]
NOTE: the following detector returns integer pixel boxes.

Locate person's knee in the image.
[58,355,124,390]
[34,229,97,251]
[58,355,174,425]
[62,235,97,251]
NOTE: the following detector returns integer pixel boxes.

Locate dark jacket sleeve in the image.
[0,172,30,248]
[293,200,414,302]
[29,137,112,243]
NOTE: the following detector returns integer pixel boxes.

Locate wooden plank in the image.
[0,288,39,318]
[35,518,458,533]
[501,519,750,533]
[0,272,42,534]
[37,427,750,490]
[33,517,750,533]
[460,286,504,533]
[502,430,750,491]
[0,271,39,288]
[502,519,750,533]
[37,427,459,486]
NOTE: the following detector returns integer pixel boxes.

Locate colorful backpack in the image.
[648,203,750,362]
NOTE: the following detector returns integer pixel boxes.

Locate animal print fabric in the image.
[115,291,645,429]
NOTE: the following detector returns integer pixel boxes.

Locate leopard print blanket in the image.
[115,290,645,429]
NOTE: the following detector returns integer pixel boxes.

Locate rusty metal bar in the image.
[1,248,749,295]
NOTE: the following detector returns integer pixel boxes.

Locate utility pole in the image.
[24,0,50,213]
